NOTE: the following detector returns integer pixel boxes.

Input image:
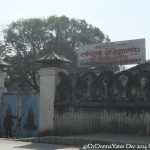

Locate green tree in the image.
[3,18,48,93]
[2,15,118,94]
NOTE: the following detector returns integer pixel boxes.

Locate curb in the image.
[19,136,149,148]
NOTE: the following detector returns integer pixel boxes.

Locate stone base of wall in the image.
[55,101,150,136]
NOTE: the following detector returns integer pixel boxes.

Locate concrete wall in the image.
[55,101,150,136]
[54,70,150,136]
[1,68,148,137]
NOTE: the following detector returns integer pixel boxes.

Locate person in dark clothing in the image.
[3,111,16,138]
[24,107,36,130]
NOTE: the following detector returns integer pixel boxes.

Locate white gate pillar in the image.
[0,71,6,88]
[0,71,5,137]
[38,67,66,136]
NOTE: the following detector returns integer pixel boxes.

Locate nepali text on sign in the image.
[77,38,146,67]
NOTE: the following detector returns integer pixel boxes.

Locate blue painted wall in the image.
[0,95,39,138]
[1,95,17,137]
[21,95,39,138]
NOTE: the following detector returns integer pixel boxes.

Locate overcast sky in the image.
[0,0,150,64]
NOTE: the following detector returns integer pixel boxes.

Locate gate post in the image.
[0,71,6,88]
[0,71,5,137]
[38,67,66,136]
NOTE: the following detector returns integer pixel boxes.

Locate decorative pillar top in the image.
[36,51,71,68]
[0,60,10,66]
[0,59,10,71]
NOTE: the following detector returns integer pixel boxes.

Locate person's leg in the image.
[5,128,8,138]
[8,127,12,138]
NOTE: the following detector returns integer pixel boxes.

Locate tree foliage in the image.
[1,15,119,94]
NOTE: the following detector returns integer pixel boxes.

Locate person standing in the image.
[3,108,16,138]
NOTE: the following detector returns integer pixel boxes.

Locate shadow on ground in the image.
[14,142,83,150]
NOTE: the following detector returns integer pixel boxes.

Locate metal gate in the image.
[0,95,39,138]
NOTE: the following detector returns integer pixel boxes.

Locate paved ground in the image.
[0,138,83,150]
[71,133,150,145]
[20,133,150,146]
[1,133,150,150]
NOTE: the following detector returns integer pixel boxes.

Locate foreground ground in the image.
[0,138,82,150]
